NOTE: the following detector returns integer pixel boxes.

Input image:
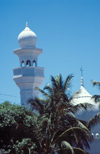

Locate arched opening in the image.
[33,60,37,67]
[26,60,31,67]
[21,61,24,67]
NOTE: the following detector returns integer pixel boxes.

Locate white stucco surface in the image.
[18,22,37,48]
[13,23,44,108]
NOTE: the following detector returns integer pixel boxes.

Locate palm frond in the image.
[43,83,54,94]
[27,97,46,114]
[35,87,51,99]
[54,141,74,154]
[87,112,100,130]
[50,76,58,89]
[53,127,91,144]
[64,74,73,92]
[73,103,94,113]
[56,74,63,89]
[92,80,100,88]
[73,147,89,154]
[61,141,74,154]
[92,95,100,103]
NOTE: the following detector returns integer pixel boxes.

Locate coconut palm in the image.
[85,80,100,130]
[28,74,93,154]
[43,74,73,102]
[28,97,92,154]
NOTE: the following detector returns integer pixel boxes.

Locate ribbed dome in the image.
[18,22,37,48]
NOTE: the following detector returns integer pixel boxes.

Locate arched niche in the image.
[33,60,37,67]
[26,60,31,67]
[21,61,24,67]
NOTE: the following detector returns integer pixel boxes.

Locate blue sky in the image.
[0,0,100,104]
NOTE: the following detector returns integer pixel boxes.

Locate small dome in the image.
[18,22,37,48]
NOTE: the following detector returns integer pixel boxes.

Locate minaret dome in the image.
[18,22,37,48]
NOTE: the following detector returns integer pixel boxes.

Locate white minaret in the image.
[13,22,45,108]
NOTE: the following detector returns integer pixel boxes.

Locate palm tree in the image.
[43,74,73,102]
[28,74,93,154]
[86,80,100,130]
[28,101,92,154]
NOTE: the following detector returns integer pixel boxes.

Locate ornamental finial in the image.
[26,22,28,27]
[80,67,84,86]
[80,67,83,77]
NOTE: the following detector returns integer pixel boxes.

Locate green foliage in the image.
[0,101,36,127]
[0,74,95,154]
[0,101,37,154]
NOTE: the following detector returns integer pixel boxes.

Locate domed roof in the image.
[71,77,99,121]
[72,85,93,105]
[72,77,98,106]
[18,22,37,48]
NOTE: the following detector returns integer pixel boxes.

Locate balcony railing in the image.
[13,67,44,77]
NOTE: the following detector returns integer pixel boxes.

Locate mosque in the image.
[13,23,100,154]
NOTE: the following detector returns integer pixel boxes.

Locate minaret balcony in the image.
[13,67,44,77]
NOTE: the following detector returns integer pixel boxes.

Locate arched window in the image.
[21,61,24,67]
[33,60,37,67]
[26,60,31,67]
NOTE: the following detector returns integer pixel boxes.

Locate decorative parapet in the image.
[13,67,44,77]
